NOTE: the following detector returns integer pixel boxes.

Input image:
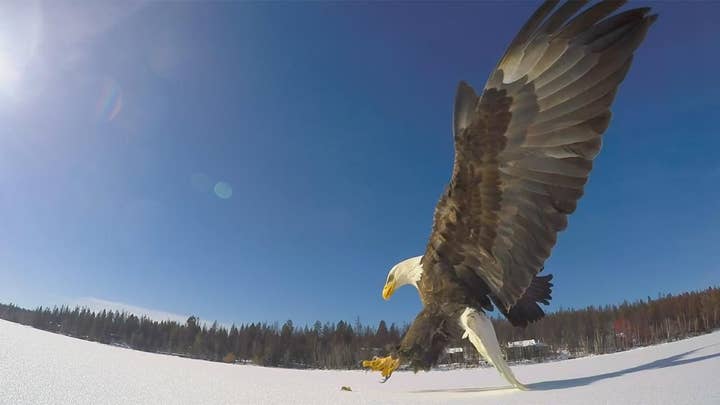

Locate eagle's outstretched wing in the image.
[423,1,656,310]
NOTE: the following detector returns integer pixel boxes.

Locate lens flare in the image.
[96,78,123,121]
[214,181,233,199]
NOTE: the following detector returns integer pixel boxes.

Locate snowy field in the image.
[1,319,719,404]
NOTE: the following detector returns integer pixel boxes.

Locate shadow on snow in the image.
[529,343,720,391]
[410,343,720,394]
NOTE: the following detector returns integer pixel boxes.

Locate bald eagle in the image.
[362,0,656,388]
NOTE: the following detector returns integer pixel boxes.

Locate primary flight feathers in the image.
[423,0,656,312]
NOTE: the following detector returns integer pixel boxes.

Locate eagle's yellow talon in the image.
[362,355,399,380]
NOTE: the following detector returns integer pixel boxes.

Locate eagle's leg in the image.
[361,356,399,381]
[460,308,528,390]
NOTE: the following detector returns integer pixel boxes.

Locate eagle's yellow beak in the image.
[382,280,396,300]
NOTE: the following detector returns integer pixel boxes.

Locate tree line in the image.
[492,286,720,357]
[1,286,718,368]
[0,303,406,369]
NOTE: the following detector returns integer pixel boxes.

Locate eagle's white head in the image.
[382,256,423,300]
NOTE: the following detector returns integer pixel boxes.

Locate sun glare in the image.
[0,1,42,99]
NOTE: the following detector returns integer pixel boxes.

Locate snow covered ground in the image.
[1,319,718,404]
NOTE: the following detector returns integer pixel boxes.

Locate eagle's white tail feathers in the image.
[460,308,528,391]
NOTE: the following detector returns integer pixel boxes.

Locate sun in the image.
[0,1,42,99]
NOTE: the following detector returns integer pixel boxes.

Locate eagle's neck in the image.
[394,256,424,289]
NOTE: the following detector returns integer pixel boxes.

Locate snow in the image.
[1,319,718,405]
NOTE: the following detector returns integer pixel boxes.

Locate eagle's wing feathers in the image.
[423,1,655,310]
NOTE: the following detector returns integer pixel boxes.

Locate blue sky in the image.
[1,1,719,327]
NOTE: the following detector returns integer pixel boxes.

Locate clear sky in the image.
[2,1,719,327]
